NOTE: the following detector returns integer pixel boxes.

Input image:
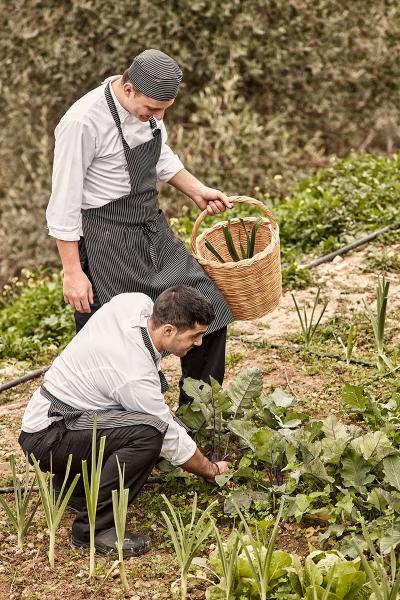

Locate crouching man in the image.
[19,285,229,557]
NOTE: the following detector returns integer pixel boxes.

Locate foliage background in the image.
[1,0,399,287]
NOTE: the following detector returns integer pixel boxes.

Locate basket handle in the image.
[190,195,277,254]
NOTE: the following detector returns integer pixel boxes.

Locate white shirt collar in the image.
[104,75,136,125]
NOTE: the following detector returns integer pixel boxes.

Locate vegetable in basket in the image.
[205,218,264,263]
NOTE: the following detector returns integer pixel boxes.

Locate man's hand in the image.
[181,448,230,483]
[168,169,233,215]
[63,270,94,313]
[191,185,233,215]
[204,460,230,483]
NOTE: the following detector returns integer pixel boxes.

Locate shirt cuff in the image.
[47,225,82,241]
[161,435,197,467]
[157,156,185,182]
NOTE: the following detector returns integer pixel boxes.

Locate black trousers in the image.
[19,421,163,542]
[76,308,227,406]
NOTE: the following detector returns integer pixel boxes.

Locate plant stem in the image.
[49,529,55,568]
[118,547,129,592]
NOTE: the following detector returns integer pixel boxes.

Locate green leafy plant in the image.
[112,457,129,593]
[161,492,217,599]
[0,453,40,550]
[352,519,400,600]
[205,218,263,263]
[206,525,241,599]
[233,498,289,600]
[292,287,328,350]
[31,453,80,567]
[82,416,107,578]
[364,276,395,371]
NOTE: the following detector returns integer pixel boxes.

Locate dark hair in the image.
[121,69,141,94]
[152,286,215,331]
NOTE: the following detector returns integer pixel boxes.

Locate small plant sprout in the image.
[82,416,106,579]
[364,276,395,372]
[0,453,39,550]
[31,453,80,567]
[292,287,328,350]
[161,492,217,599]
[112,457,129,593]
[352,519,400,600]
[233,498,288,600]
[337,322,356,365]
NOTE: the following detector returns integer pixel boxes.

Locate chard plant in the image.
[364,276,395,372]
[112,457,129,592]
[31,453,80,567]
[205,217,263,263]
[161,492,217,599]
[0,453,40,550]
[292,287,328,350]
[82,416,106,578]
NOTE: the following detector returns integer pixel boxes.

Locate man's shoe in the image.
[71,527,150,557]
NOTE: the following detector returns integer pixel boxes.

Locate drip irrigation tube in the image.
[1,222,398,394]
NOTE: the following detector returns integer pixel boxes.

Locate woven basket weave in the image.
[191,196,282,321]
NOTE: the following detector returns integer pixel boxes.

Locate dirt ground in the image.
[0,241,399,599]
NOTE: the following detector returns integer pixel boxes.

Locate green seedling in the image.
[292,287,328,349]
[364,276,395,372]
[161,492,217,599]
[0,453,40,550]
[31,453,80,567]
[337,322,356,365]
[82,416,106,578]
[112,457,129,593]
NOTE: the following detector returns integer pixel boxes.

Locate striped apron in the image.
[79,82,233,335]
[42,327,171,434]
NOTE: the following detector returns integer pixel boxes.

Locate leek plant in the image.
[209,522,241,599]
[0,453,39,550]
[233,498,285,600]
[205,218,263,263]
[337,322,356,365]
[364,276,395,372]
[292,287,328,350]
[31,453,80,567]
[82,416,106,579]
[161,492,217,599]
[112,457,129,593]
[352,521,400,600]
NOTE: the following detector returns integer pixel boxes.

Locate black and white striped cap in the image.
[128,49,183,101]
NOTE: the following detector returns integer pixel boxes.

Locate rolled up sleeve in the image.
[113,349,196,466]
[46,119,96,240]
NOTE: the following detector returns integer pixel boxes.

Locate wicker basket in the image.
[191,196,282,321]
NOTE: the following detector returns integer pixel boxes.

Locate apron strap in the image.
[104,82,160,155]
[140,327,169,393]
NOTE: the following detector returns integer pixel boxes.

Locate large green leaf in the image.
[341,449,375,490]
[342,384,370,411]
[210,377,232,414]
[321,437,349,464]
[321,415,353,442]
[350,431,395,465]
[252,428,286,467]
[383,455,400,491]
[227,420,258,449]
[380,527,400,554]
[268,550,292,581]
[264,388,296,408]
[182,377,212,404]
[226,367,263,415]
[291,458,335,484]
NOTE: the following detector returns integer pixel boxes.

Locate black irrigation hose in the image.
[0,366,49,393]
[1,222,398,394]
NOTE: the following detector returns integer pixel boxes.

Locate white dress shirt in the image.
[46,76,185,241]
[21,293,196,466]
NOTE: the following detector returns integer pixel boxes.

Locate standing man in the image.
[19,286,230,556]
[46,49,233,402]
